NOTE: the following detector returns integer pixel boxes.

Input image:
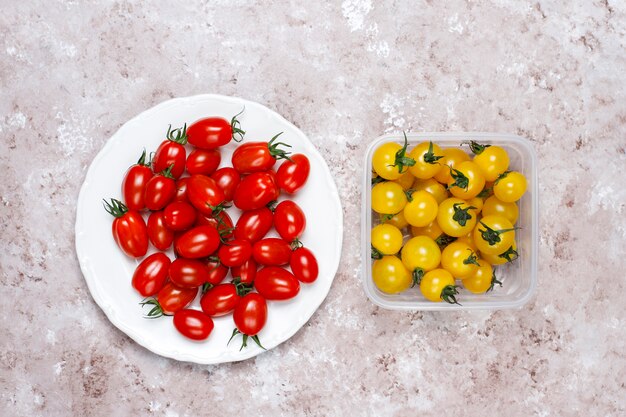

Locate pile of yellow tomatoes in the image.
[370,135,527,304]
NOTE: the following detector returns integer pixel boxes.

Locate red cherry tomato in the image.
[234,207,273,243]
[195,210,234,239]
[210,167,240,201]
[231,258,257,285]
[132,252,171,296]
[276,153,310,194]
[187,114,244,149]
[186,174,226,216]
[169,258,209,288]
[233,172,279,211]
[174,177,189,202]
[252,238,292,266]
[290,247,318,283]
[144,168,176,211]
[175,225,220,259]
[103,199,148,258]
[163,201,197,231]
[254,266,300,300]
[186,148,221,176]
[153,125,188,179]
[147,211,174,251]
[157,282,198,315]
[173,309,214,340]
[200,284,241,317]
[206,258,229,285]
[122,150,153,210]
[231,133,291,174]
[273,200,306,242]
[217,239,252,267]
[233,293,267,336]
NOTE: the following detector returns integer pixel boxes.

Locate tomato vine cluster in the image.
[103,112,318,349]
[370,135,527,304]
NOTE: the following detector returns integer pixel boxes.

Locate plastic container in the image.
[362,132,538,310]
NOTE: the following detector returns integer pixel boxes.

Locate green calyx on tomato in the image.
[371,245,383,260]
[447,167,469,190]
[452,203,475,226]
[487,271,503,292]
[231,108,246,142]
[206,201,231,217]
[267,132,292,161]
[228,328,265,351]
[499,245,519,262]
[139,298,167,319]
[411,267,425,287]
[201,282,213,294]
[136,148,151,167]
[231,278,253,296]
[440,285,461,305]
[478,221,518,246]
[423,140,443,164]
[494,170,511,185]
[390,132,416,173]
[371,176,386,185]
[159,163,175,179]
[166,123,188,145]
[464,140,491,155]
[462,250,480,266]
[380,213,395,222]
[290,239,303,251]
[435,234,457,248]
[477,187,492,198]
[103,198,128,218]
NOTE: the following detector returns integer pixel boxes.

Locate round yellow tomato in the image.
[481,242,518,265]
[493,171,527,203]
[372,256,412,294]
[419,269,459,304]
[433,148,470,184]
[371,224,403,255]
[482,195,519,224]
[466,196,484,214]
[372,137,415,180]
[380,211,409,229]
[456,231,478,252]
[447,161,486,199]
[441,241,479,279]
[473,215,517,255]
[372,181,407,214]
[411,221,443,241]
[408,141,444,179]
[469,141,510,182]
[401,236,441,282]
[463,259,495,293]
[413,178,449,204]
[403,190,438,227]
[436,198,478,237]
[394,170,415,191]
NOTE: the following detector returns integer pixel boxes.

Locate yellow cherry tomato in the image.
[468,141,510,182]
[447,161,486,200]
[408,141,444,179]
[433,148,470,184]
[473,215,517,255]
[403,190,438,227]
[401,236,441,282]
[481,241,518,265]
[380,211,409,229]
[441,241,480,279]
[394,170,415,191]
[372,182,407,214]
[372,137,415,180]
[419,269,459,304]
[436,198,478,237]
[463,260,498,293]
[466,196,484,214]
[456,231,478,252]
[411,221,443,241]
[371,224,403,255]
[482,195,519,224]
[493,171,527,203]
[372,256,412,294]
[413,178,449,204]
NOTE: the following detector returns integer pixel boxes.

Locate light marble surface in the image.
[1,1,625,416]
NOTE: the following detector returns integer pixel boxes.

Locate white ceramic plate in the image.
[75,94,343,364]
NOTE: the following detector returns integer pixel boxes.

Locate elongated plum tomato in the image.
[254,266,300,300]
[187,113,245,149]
[290,247,318,283]
[153,125,188,179]
[186,174,226,216]
[169,258,209,288]
[185,148,221,176]
[206,258,229,285]
[173,309,214,340]
[234,293,267,336]
[122,149,153,211]
[233,172,279,211]
[231,133,291,174]
[103,198,148,258]
[217,239,252,267]
[132,252,171,297]
[210,167,240,201]
[147,211,174,251]
[156,282,198,315]
[174,177,189,202]
[144,166,176,211]
[252,238,292,266]
[276,153,310,194]
[231,258,257,285]
[200,283,241,317]
[175,225,220,258]
[163,201,197,231]
[273,200,306,242]
[234,207,273,243]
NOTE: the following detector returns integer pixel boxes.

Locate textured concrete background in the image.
[1,1,625,416]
